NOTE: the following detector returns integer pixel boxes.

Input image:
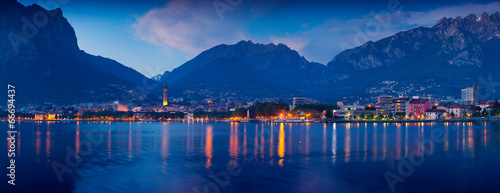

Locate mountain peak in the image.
[491,12,500,23]
[0,0,153,103]
[164,39,325,94]
[436,17,450,25]
[236,40,254,45]
[477,12,490,22]
[464,13,477,21]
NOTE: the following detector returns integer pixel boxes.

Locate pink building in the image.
[409,99,430,119]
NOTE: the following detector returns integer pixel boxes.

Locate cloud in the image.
[268,2,500,64]
[270,35,309,55]
[133,1,500,66]
[133,0,248,54]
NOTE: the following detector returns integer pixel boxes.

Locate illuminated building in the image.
[425,109,446,119]
[377,95,393,104]
[163,80,168,106]
[34,112,45,120]
[376,103,392,115]
[392,97,410,114]
[114,102,129,112]
[409,99,430,119]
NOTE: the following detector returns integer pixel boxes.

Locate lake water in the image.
[2,121,500,193]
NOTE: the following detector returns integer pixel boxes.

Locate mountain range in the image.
[1,0,499,104]
[323,12,500,101]
[162,11,500,102]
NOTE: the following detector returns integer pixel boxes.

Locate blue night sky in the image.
[18,0,500,77]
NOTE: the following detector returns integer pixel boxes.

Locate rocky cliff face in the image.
[0,1,78,66]
[320,12,500,102]
[0,1,153,104]
[327,12,500,76]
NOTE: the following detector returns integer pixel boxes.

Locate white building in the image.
[478,101,494,112]
[461,82,478,105]
[448,104,466,117]
[425,109,446,119]
[292,97,313,108]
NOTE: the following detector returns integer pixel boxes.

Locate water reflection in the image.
[6,122,500,193]
[254,124,258,161]
[161,125,169,160]
[128,124,132,160]
[243,124,247,159]
[76,122,80,158]
[107,124,111,158]
[323,124,327,155]
[205,126,212,169]
[269,124,274,159]
[444,123,449,152]
[332,123,337,164]
[372,124,377,161]
[305,123,310,157]
[46,122,51,163]
[345,124,350,163]
[260,124,265,159]
[36,123,41,157]
[229,123,239,160]
[396,125,401,160]
[363,125,368,161]
[278,123,285,167]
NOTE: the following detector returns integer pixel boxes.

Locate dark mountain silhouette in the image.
[0,0,155,104]
[163,40,327,98]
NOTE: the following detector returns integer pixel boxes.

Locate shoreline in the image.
[1,117,499,124]
[329,117,500,123]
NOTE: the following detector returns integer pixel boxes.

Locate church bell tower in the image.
[163,80,168,106]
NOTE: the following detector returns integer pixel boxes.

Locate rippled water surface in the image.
[2,122,500,193]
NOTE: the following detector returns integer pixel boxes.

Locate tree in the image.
[252,102,290,118]
[294,103,338,119]
[232,108,247,117]
[450,112,455,118]
[470,106,481,113]
[493,100,500,116]
[395,112,405,119]
[325,110,333,120]
[481,109,488,117]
